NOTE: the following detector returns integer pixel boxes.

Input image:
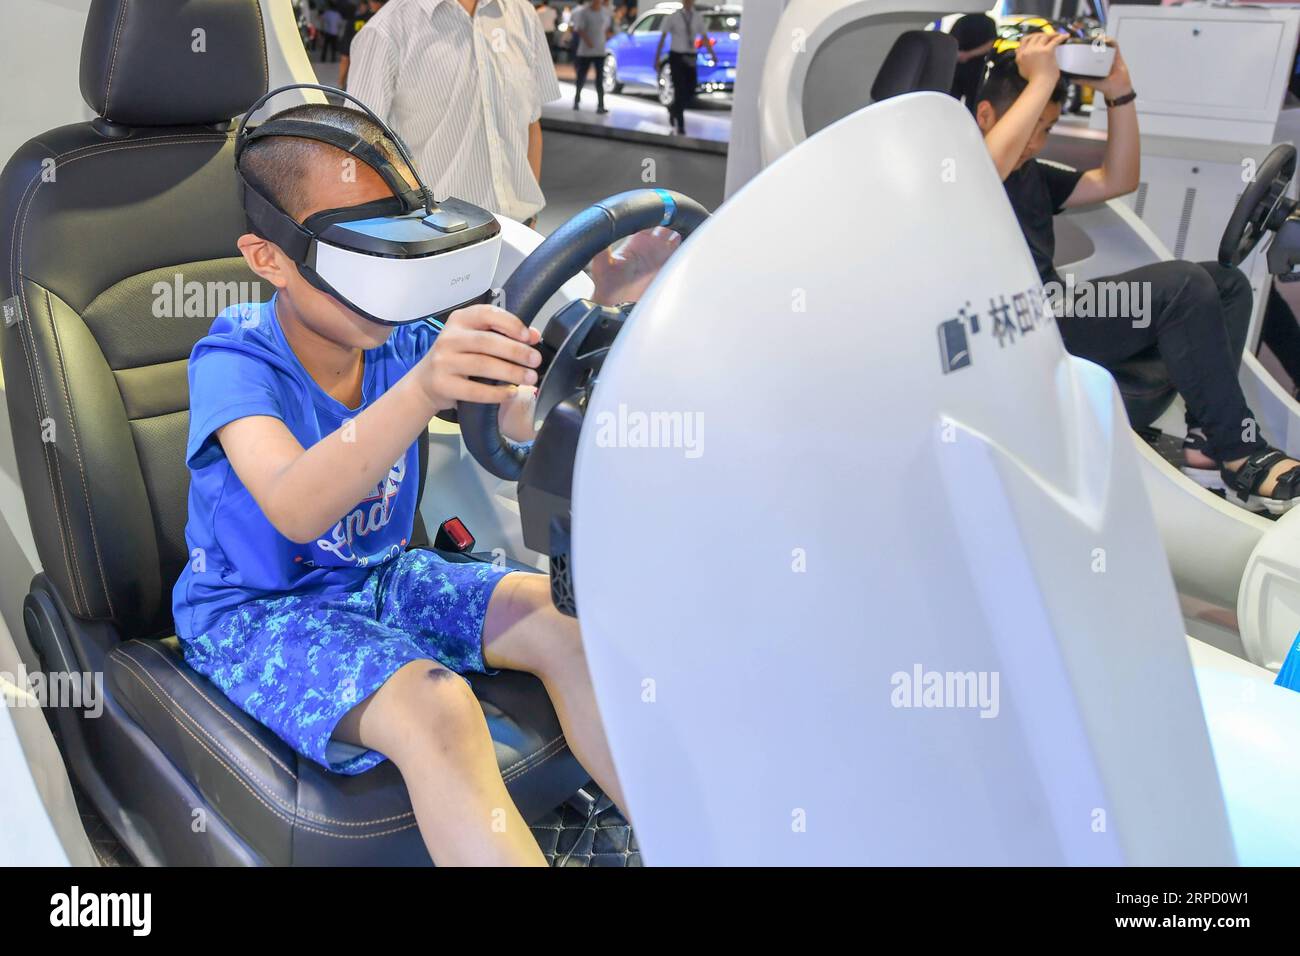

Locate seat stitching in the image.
[248,0,270,93]
[10,284,84,613]
[132,641,296,779]
[44,286,117,619]
[113,653,298,814]
[114,656,300,827]
[36,287,89,613]
[10,134,229,618]
[102,0,131,120]
[123,647,418,828]
[502,734,567,781]
[504,739,568,783]
[115,655,419,840]
[500,732,564,776]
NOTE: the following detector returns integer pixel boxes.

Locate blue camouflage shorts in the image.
[180,549,513,775]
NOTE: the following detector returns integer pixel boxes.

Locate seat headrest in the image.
[80,0,269,127]
[871,31,958,103]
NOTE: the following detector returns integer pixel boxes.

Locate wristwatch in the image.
[1105,90,1137,109]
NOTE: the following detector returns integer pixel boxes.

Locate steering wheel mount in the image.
[456,189,709,615]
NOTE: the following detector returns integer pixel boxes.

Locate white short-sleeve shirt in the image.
[348,0,563,221]
[663,7,707,54]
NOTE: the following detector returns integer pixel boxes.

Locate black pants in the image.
[574,55,605,109]
[667,51,696,132]
[321,34,339,62]
[1056,260,1261,461]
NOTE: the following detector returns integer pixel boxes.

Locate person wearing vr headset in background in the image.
[172,91,683,866]
[978,31,1300,514]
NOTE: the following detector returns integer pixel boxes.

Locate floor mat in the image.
[531,786,642,867]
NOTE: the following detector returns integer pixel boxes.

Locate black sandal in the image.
[1220,447,1300,515]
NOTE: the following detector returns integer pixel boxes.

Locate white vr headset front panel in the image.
[314,233,504,324]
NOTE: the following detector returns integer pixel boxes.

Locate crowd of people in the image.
[289,0,716,228]
[290,3,1300,510]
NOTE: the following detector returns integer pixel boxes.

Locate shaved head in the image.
[238,103,418,222]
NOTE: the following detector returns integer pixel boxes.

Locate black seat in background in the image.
[0,0,587,865]
[871,30,959,102]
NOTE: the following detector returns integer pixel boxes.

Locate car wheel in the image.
[603,55,623,94]
[658,61,674,107]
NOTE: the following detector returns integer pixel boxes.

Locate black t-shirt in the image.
[339,8,371,55]
[1002,159,1083,286]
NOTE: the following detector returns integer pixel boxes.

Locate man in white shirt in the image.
[570,0,614,114]
[349,0,562,224]
[654,0,715,134]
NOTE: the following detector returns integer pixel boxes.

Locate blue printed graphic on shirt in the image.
[172,295,438,639]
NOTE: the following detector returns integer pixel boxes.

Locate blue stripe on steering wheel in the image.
[655,189,675,226]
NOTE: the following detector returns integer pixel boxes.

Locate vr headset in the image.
[235,84,503,326]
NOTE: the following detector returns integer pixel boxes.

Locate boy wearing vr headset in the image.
[977,32,1300,513]
[173,96,680,865]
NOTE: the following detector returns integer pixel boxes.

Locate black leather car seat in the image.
[0,0,587,865]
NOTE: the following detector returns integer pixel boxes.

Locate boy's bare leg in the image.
[482,572,628,814]
[333,660,546,866]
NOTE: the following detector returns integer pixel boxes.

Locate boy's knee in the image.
[382,661,487,758]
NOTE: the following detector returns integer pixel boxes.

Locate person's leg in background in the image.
[668,51,693,134]
[594,55,607,113]
[1184,262,1253,442]
[679,52,698,130]
[1059,260,1264,465]
[573,55,590,109]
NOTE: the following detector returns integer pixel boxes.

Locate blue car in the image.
[603,4,741,105]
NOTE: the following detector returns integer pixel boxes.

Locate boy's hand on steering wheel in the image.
[1016,31,1066,85]
[416,304,542,410]
[498,385,539,442]
[589,226,683,306]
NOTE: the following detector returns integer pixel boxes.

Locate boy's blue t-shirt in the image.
[172,295,438,639]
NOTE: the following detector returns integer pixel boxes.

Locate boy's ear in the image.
[237,233,295,290]
[974,100,997,134]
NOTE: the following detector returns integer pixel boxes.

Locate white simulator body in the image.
[741,0,1300,676]
[574,92,1238,865]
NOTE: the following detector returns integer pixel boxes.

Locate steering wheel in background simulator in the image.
[457,188,710,613]
[1219,142,1297,269]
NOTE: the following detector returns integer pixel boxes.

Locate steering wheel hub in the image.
[456,189,710,614]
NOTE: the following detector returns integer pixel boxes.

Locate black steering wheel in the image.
[1219,143,1297,268]
[458,189,709,480]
